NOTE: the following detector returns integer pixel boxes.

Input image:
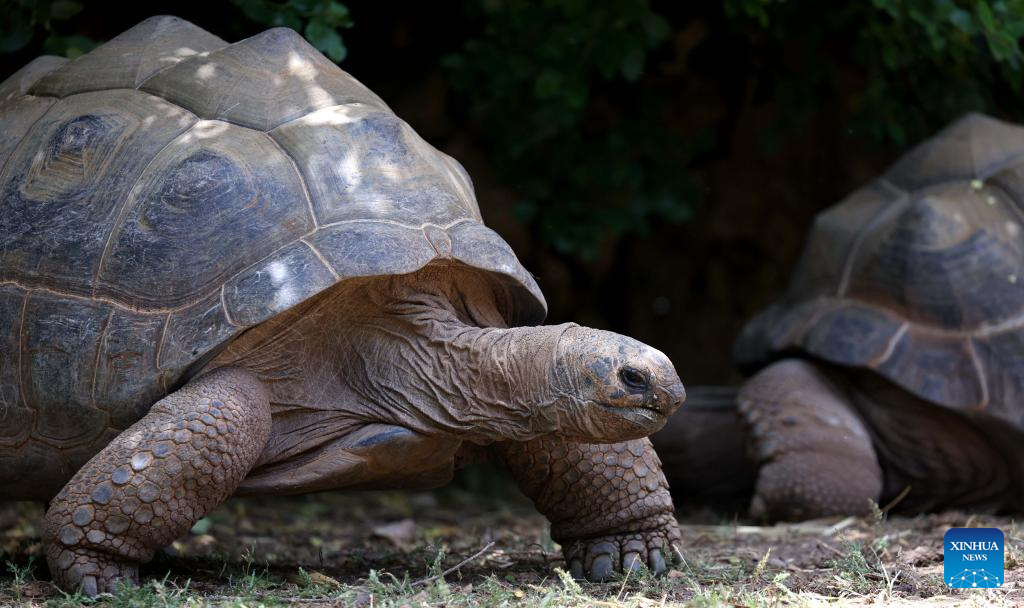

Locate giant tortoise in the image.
[654,113,1024,520]
[0,16,686,593]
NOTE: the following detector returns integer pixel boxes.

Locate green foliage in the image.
[856,0,1024,144]
[0,0,98,57]
[444,0,704,258]
[727,0,1024,146]
[0,0,352,62]
[232,0,352,61]
[724,0,787,28]
[5,557,35,604]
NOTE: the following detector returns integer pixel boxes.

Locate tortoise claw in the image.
[569,558,584,580]
[590,554,614,581]
[564,529,679,582]
[649,547,667,575]
[623,551,643,574]
[80,575,98,597]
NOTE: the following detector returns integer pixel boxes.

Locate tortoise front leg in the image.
[496,437,680,582]
[43,367,270,595]
[739,359,882,520]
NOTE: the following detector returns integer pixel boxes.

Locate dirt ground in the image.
[0,469,1020,607]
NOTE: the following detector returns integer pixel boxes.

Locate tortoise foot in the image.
[498,437,682,583]
[564,525,680,582]
[46,545,138,596]
[740,359,882,521]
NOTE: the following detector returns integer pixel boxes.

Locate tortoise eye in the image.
[619,367,649,390]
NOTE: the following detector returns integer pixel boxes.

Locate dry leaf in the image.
[372,518,417,549]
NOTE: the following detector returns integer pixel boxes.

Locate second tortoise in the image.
[654,113,1024,520]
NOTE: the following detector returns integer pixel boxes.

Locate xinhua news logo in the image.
[944,528,1004,589]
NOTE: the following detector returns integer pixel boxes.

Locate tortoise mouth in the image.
[597,401,668,421]
[564,400,671,442]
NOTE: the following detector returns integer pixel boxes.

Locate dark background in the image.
[4,0,1023,384]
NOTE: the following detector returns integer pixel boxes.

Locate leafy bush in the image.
[232,0,352,61]
[727,0,1024,145]
[443,0,705,258]
[0,0,97,57]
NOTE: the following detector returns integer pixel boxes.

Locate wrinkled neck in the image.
[345,303,576,443]
[210,265,578,447]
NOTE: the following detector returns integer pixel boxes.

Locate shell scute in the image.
[30,16,227,98]
[844,183,1024,329]
[787,180,900,300]
[159,293,234,375]
[884,112,1024,190]
[874,329,985,407]
[801,303,905,367]
[306,222,436,279]
[271,105,475,226]
[973,332,1024,425]
[0,56,66,104]
[94,311,166,429]
[0,285,30,447]
[141,27,386,131]
[0,96,56,171]
[223,241,336,327]
[22,294,110,445]
[95,120,313,308]
[0,90,196,295]
[0,441,71,499]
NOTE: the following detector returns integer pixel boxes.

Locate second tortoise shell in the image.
[734,113,1024,428]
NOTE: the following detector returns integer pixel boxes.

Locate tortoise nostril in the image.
[619,366,649,390]
[665,381,686,407]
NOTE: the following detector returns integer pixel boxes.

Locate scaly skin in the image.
[42,368,271,595]
[497,437,680,581]
[739,359,882,520]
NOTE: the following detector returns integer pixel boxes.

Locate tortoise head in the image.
[552,326,685,441]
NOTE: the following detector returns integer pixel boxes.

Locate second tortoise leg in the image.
[42,367,271,595]
[739,359,883,520]
[496,436,680,581]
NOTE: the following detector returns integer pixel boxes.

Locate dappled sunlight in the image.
[269,100,473,227]
[298,103,362,126]
[266,259,300,311]
[171,45,203,59]
[194,62,218,81]
[185,119,232,141]
[337,149,361,190]
[286,49,320,82]
[154,45,209,72]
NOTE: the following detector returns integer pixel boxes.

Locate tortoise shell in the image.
[735,113,1024,427]
[0,16,545,494]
